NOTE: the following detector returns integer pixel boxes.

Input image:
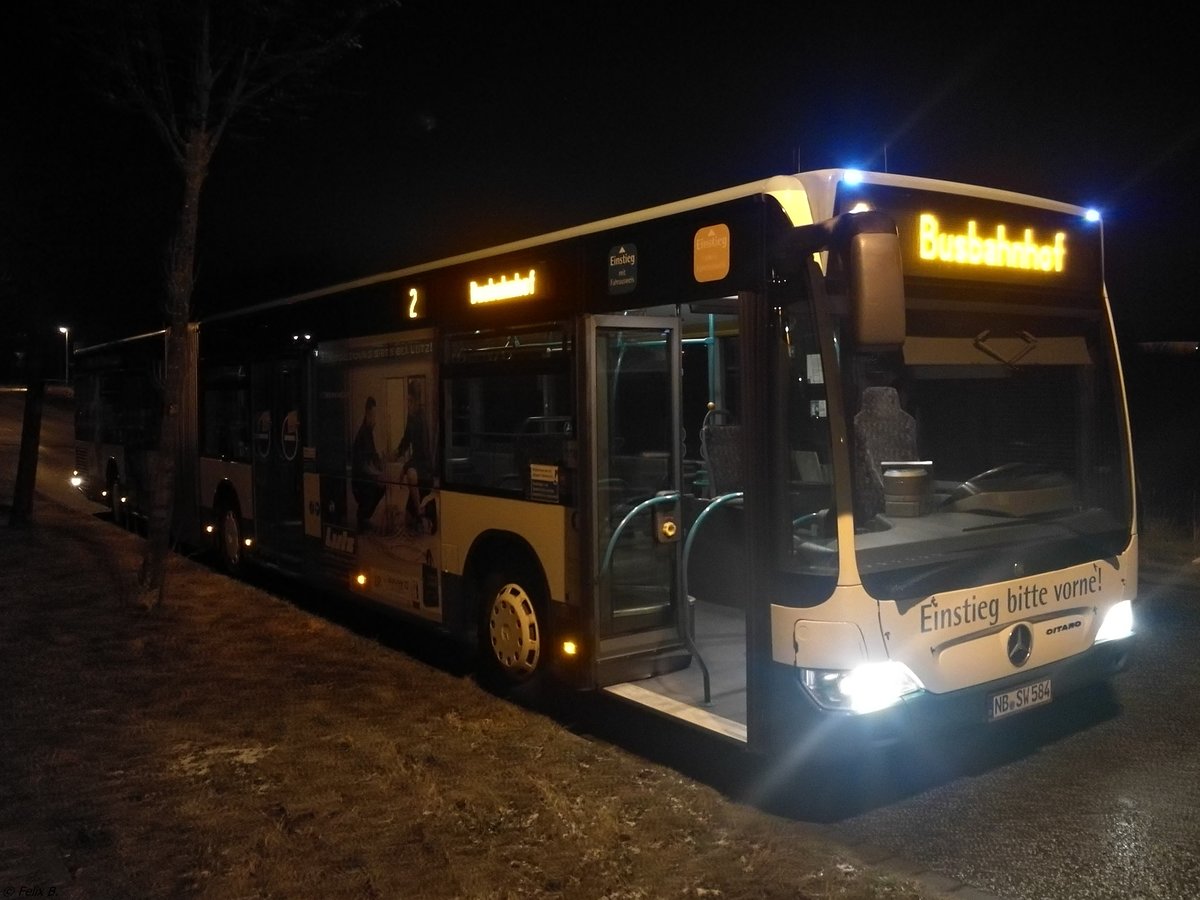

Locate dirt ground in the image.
[2,387,1191,900]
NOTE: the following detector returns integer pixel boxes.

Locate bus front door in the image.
[250,357,306,563]
[586,317,689,684]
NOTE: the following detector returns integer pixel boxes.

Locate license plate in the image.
[989,677,1052,720]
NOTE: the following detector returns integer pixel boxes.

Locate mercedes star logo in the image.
[1006,624,1033,667]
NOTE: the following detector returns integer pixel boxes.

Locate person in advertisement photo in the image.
[343,355,442,616]
[351,395,386,531]
[394,375,437,536]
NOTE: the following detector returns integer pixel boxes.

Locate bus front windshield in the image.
[788,287,1133,601]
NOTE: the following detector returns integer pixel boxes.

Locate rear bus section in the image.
[71,330,169,529]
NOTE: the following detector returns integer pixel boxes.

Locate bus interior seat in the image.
[853,385,918,519]
[701,416,743,498]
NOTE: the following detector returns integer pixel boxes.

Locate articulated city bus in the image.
[73,169,1137,759]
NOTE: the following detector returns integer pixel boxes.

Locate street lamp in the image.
[58,325,70,385]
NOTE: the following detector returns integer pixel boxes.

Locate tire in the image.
[479,572,545,686]
[215,503,245,575]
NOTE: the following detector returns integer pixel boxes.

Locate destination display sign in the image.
[835,182,1102,292]
[437,257,568,327]
[468,268,539,305]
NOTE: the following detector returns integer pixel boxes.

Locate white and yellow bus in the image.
[73,169,1137,759]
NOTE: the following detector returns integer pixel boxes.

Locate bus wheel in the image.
[215,504,244,574]
[480,574,544,685]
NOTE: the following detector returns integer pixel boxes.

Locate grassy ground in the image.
[0,394,944,899]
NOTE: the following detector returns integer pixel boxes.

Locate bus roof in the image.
[201,168,1093,324]
[75,328,167,357]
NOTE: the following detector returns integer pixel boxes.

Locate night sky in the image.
[4,4,1199,352]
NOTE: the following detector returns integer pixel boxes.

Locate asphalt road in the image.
[6,386,1199,900]
[574,562,1200,900]
[818,566,1200,900]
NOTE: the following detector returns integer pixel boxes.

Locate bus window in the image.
[201,365,251,462]
[843,303,1130,600]
[443,327,573,500]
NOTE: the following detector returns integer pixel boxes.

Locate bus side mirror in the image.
[770,211,906,348]
[847,228,905,348]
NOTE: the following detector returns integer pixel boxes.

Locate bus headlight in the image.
[801,661,924,714]
[1094,600,1134,643]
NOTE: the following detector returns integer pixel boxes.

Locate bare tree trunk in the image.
[139,132,210,608]
[138,324,185,605]
[8,342,45,528]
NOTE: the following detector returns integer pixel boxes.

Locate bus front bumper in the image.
[767,635,1135,763]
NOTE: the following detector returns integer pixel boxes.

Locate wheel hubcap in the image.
[488,582,540,677]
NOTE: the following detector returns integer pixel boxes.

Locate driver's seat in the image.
[853,386,918,519]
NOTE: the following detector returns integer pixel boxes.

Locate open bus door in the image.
[584,316,690,684]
